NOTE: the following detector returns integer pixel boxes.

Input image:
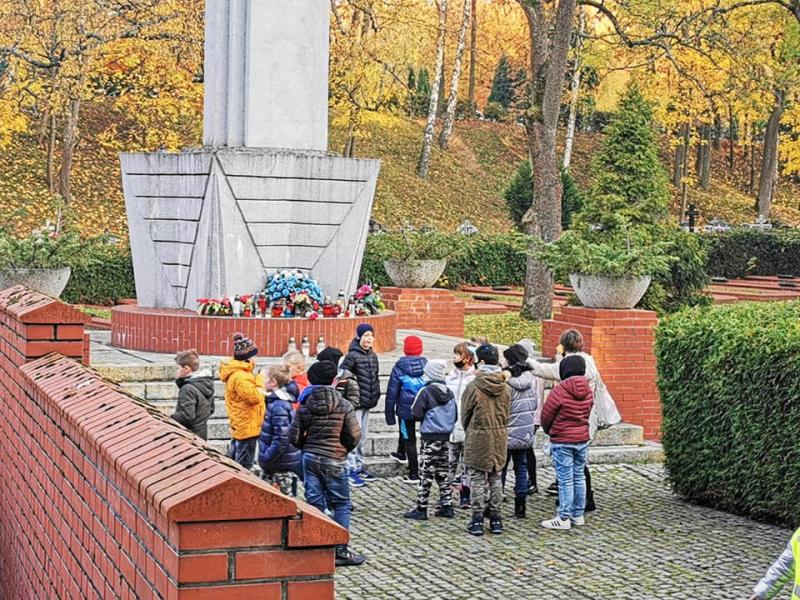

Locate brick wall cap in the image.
[0,285,86,324]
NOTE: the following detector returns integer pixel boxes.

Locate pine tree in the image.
[488,56,513,109]
[583,84,670,230]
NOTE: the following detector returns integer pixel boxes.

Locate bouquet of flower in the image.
[291,291,315,317]
[196,297,232,316]
[355,284,385,315]
[265,270,324,305]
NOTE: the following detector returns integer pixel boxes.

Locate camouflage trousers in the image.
[448,442,471,489]
[266,471,299,497]
[468,467,502,516]
[417,440,452,510]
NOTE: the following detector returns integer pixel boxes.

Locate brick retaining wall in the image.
[0,286,344,599]
[381,287,465,337]
[542,306,661,440]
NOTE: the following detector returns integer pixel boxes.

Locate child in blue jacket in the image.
[385,335,427,483]
[258,363,303,496]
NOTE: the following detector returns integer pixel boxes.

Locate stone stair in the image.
[95,359,661,476]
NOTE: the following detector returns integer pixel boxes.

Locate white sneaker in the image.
[541,516,571,530]
[571,516,585,526]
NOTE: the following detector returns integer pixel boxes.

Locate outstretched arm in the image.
[752,541,794,600]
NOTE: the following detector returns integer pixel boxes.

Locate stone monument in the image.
[120,0,381,309]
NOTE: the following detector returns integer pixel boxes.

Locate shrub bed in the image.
[360,233,529,288]
[62,244,136,306]
[705,229,800,279]
[656,301,800,525]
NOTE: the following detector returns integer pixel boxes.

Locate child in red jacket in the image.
[540,355,594,531]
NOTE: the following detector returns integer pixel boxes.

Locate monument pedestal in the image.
[381,287,465,337]
[542,306,661,440]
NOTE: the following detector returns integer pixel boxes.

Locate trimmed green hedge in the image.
[61,244,136,305]
[705,229,800,279]
[656,301,800,525]
[360,233,528,288]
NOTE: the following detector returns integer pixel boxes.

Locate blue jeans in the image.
[501,449,529,498]
[229,437,258,469]
[551,442,589,520]
[302,452,351,549]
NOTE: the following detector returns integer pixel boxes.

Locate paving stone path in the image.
[334,465,790,599]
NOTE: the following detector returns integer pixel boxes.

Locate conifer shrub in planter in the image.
[370,229,465,288]
[656,301,800,525]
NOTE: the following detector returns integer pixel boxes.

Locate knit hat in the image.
[233,333,258,361]
[308,360,338,385]
[559,355,586,380]
[316,347,343,365]
[403,335,423,356]
[503,344,529,368]
[475,343,499,366]
[423,359,448,382]
[356,323,374,339]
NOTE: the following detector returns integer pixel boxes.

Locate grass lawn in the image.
[463,312,541,349]
[78,306,112,320]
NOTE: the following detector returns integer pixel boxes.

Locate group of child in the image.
[169,324,607,565]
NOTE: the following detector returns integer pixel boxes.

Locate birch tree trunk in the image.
[467,0,477,113]
[417,0,448,179]
[563,9,585,171]
[439,0,471,150]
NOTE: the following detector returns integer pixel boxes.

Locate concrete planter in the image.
[384,259,446,288]
[0,267,72,298]
[569,273,652,309]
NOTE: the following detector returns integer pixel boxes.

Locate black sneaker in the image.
[434,505,455,518]
[390,452,408,464]
[466,515,484,536]
[359,470,377,482]
[546,481,559,496]
[585,491,596,512]
[489,513,503,535]
[459,487,471,509]
[335,547,367,567]
[403,507,428,520]
[527,482,539,495]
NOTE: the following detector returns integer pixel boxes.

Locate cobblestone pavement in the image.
[334,464,790,599]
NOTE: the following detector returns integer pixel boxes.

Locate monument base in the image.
[542,306,661,440]
[381,287,465,337]
[111,305,397,357]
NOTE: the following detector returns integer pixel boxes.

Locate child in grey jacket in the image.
[403,360,457,521]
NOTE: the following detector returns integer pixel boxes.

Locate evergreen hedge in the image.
[360,233,528,287]
[704,229,800,278]
[656,301,800,525]
[61,244,136,305]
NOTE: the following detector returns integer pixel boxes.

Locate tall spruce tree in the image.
[581,84,670,231]
[504,162,583,231]
[488,56,514,108]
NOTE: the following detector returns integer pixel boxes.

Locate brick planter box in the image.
[111,304,397,356]
[542,306,661,440]
[380,287,465,337]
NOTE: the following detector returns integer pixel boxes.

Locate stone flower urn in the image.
[0,267,72,298]
[569,273,652,309]
[383,259,447,288]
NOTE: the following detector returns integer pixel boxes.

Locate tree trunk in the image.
[673,124,687,187]
[562,10,585,171]
[712,113,723,151]
[439,0,471,150]
[680,124,690,220]
[728,105,735,174]
[343,107,359,158]
[757,91,785,219]
[417,0,448,179]
[518,0,578,320]
[696,124,711,190]
[57,95,82,206]
[467,0,477,113]
[749,123,756,196]
[46,113,57,193]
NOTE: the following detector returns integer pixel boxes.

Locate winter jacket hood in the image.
[385,355,427,425]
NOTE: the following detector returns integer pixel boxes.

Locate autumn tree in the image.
[417,0,448,179]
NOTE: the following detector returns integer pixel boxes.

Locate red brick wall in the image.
[111,304,397,356]
[0,286,345,599]
[381,287,465,337]
[542,306,661,440]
